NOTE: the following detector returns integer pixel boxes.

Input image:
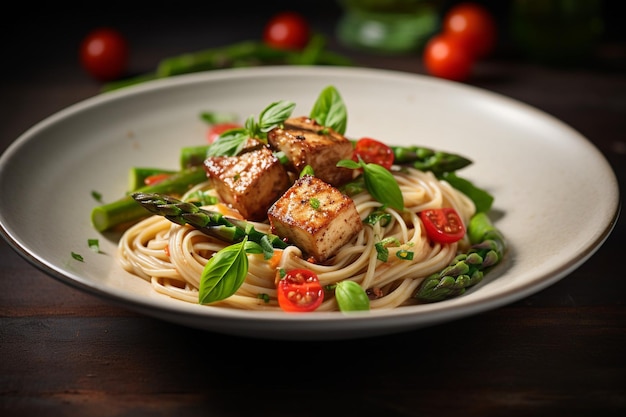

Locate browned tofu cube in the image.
[268,116,354,187]
[268,175,363,262]
[204,141,291,221]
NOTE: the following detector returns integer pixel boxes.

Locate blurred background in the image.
[3,0,625,83]
[3,0,623,177]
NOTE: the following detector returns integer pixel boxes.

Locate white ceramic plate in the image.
[0,67,619,340]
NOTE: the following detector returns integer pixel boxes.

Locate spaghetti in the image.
[117,166,476,311]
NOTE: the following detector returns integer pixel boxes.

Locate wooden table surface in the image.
[2,2,625,416]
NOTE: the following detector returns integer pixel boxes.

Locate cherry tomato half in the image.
[419,208,466,244]
[207,122,242,144]
[263,11,311,50]
[442,2,497,59]
[80,27,129,81]
[352,137,394,169]
[277,269,324,312]
[423,33,474,82]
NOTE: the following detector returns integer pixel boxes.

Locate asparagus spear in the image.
[415,212,505,302]
[180,145,211,169]
[131,192,289,249]
[91,167,208,232]
[101,35,354,93]
[391,145,472,176]
[127,167,177,191]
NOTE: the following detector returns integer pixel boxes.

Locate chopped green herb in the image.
[88,239,100,253]
[300,165,315,177]
[309,197,321,210]
[364,209,392,227]
[375,237,401,262]
[397,250,414,261]
[91,190,103,203]
[71,252,84,262]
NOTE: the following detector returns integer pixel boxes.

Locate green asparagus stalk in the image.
[180,145,211,169]
[91,167,208,232]
[101,35,354,93]
[391,145,472,176]
[127,167,177,191]
[415,212,505,302]
[131,192,289,249]
[156,41,290,77]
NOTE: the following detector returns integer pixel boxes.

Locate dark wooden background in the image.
[2,1,625,416]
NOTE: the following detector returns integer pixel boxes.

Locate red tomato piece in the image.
[263,11,311,50]
[423,33,474,82]
[442,2,497,59]
[80,27,129,81]
[352,137,394,169]
[207,122,242,144]
[419,208,466,244]
[277,269,324,312]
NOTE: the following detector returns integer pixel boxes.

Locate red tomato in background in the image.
[442,2,497,59]
[263,11,311,50]
[277,269,324,312]
[423,33,474,82]
[207,122,242,143]
[80,27,129,81]
[419,208,466,244]
[352,137,394,169]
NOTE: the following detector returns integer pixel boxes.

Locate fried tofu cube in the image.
[268,175,363,262]
[267,116,354,187]
[204,140,290,221]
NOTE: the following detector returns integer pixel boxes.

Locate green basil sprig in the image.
[337,159,404,211]
[207,100,296,157]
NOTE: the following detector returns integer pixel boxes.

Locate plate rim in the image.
[0,66,621,340]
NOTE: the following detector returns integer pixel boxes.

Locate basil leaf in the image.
[199,238,249,304]
[258,235,275,260]
[258,100,296,132]
[336,159,360,170]
[207,128,249,157]
[310,85,347,135]
[244,114,260,138]
[335,280,370,312]
[363,163,404,211]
